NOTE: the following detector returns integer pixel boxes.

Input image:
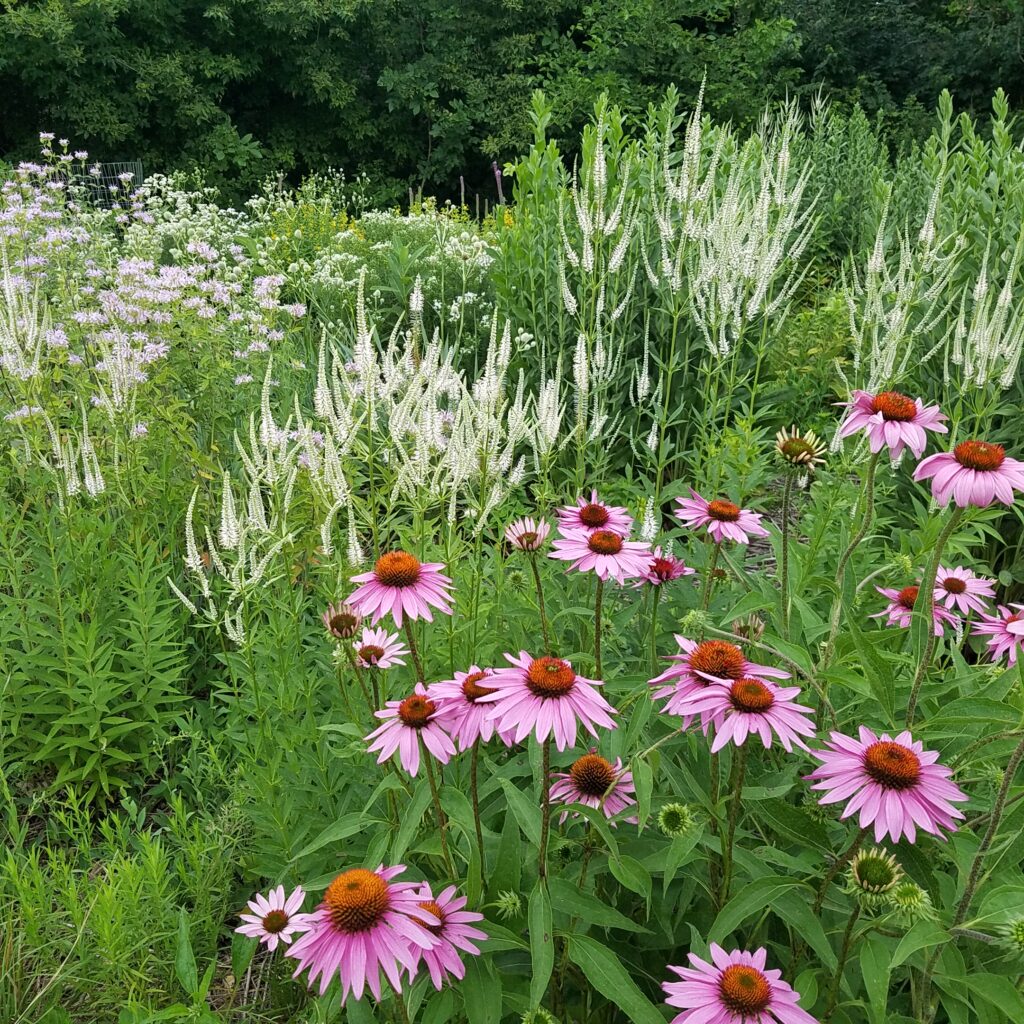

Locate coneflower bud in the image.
[999,917,1024,958]
[774,425,827,471]
[848,848,903,907]
[679,609,709,635]
[322,602,362,640]
[657,802,696,838]
[887,882,935,927]
[494,890,523,921]
[521,1010,559,1024]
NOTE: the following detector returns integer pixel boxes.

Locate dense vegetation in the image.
[3,82,1024,1024]
[1,1,1023,200]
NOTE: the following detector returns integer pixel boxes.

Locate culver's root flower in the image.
[675,488,769,545]
[838,389,947,459]
[871,585,960,636]
[649,636,789,729]
[557,490,633,537]
[658,803,696,838]
[972,604,1024,665]
[549,751,636,824]
[353,626,408,669]
[887,881,936,927]
[914,440,1024,507]
[933,565,996,614]
[549,527,653,583]
[365,683,456,776]
[505,516,551,552]
[806,727,967,843]
[668,678,816,753]
[848,848,903,906]
[775,425,827,470]
[480,651,617,751]
[410,884,486,989]
[349,550,454,627]
[663,945,819,1024]
[428,666,511,750]
[287,865,437,1002]
[323,602,362,639]
[236,885,313,951]
[635,546,695,588]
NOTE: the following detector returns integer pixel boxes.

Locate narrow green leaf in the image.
[529,882,554,1008]
[567,934,664,1024]
[891,921,949,968]
[500,777,541,847]
[860,934,891,1024]
[962,974,1024,1020]
[463,945,502,1024]
[548,877,651,933]
[709,876,801,943]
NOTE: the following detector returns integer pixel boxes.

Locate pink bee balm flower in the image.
[806,727,967,843]
[649,636,789,730]
[409,884,487,989]
[634,546,696,588]
[480,651,617,751]
[349,550,454,627]
[665,678,816,753]
[914,440,1024,507]
[837,389,947,459]
[287,865,438,1002]
[549,527,653,583]
[353,626,408,669]
[428,666,513,750]
[972,604,1024,665]
[933,565,996,615]
[549,751,637,824]
[663,944,818,1024]
[871,585,959,636]
[365,684,456,776]
[505,516,550,551]
[236,885,314,951]
[675,489,768,545]
[556,490,633,537]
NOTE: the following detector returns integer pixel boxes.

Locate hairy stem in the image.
[538,737,552,880]
[528,551,552,654]
[824,904,862,1022]
[594,577,604,679]
[720,742,748,904]
[423,746,455,877]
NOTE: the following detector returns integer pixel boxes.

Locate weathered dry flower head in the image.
[323,601,362,639]
[775,425,826,470]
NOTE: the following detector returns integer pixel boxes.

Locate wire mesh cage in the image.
[79,160,145,207]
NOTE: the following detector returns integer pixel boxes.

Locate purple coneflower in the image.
[871,585,959,636]
[556,490,633,536]
[236,885,313,951]
[914,440,1024,507]
[675,489,768,545]
[349,550,454,627]
[972,604,1024,665]
[838,389,947,459]
[634,546,695,588]
[409,884,486,989]
[933,566,995,615]
[428,666,512,749]
[505,517,550,552]
[365,684,456,776]
[323,601,362,640]
[353,626,408,669]
[549,751,636,824]
[549,527,652,584]
[480,651,617,751]
[806,727,967,843]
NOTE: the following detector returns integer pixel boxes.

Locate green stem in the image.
[906,506,965,727]
[528,551,552,654]
[423,744,455,877]
[649,587,662,674]
[780,472,794,640]
[720,743,748,904]
[594,577,604,679]
[919,729,1024,1023]
[824,904,862,1022]
[404,621,427,683]
[393,992,413,1024]
[538,737,552,880]
[700,543,722,615]
[471,739,485,879]
[344,644,375,717]
[814,828,869,915]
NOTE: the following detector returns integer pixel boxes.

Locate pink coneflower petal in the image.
[972,604,1024,666]
[549,751,637,825]
[914,440,1024,508]
[806,727,967,843]
[236,885,315,952]
[837,389,947,459]
[933,565,995,614]
[674,489,768,545]
[556,490,633,537]
[633,546,696,588]
[479,651,617,752]
[549,527,653,583]
[365,683,456,776]
[349,551,454,628]
[663,943,818,1024]
[650,635,789,730]
[408,884,487,989]
[427,666,515,749]
[505,517,551,552]
[871,585,960,636]
[353,626,409,669]
[287,865,437,1003]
